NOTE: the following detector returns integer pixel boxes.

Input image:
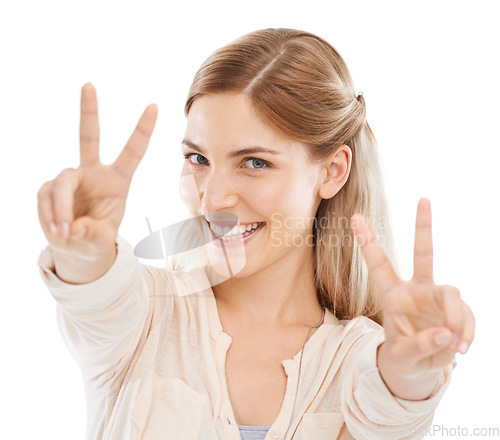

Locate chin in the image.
[205,242,267,282]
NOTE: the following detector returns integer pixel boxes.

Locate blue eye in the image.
[245,158,267,169]
[182,152,270,171]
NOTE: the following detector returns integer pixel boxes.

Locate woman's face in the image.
[179,92,340,278]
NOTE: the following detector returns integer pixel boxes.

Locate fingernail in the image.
[49,222,57,235]
[434,332,451,346]
[73,227,87,240]
[60,222,69,239]
[458,341,469,354]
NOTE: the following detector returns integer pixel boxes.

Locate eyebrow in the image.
[181,139,282,159]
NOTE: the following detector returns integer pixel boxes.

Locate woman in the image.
[37,28,474,440]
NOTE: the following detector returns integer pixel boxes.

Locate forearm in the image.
[38,235,150,387]
[377,342,442,401]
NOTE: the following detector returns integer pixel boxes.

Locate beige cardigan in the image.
[37,234,455,440]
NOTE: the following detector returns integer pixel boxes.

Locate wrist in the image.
[52,243,118,285]
[377,342,442,400]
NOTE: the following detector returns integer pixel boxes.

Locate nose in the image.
[200,171,238,213]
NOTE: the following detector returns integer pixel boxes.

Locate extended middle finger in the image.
[80,83,100,167]
[413,198,434,283]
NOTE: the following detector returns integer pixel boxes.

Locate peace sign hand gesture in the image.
[37,83,158,261]
[351,198,475,399]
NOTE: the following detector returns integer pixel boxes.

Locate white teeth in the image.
[221,226,260,241]
[228,225,239,234]
[210,221,263,237]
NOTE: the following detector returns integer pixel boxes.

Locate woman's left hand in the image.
[351,198,475,378]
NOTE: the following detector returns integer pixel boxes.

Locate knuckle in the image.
[414,278,433,290]
[53,176,71,190]
[55,167,75,182]
[123,145,143,161]
[137,126,152,140]
[80,134,99,143]
[450,288,461,300]
[441,284,461,299]
[414,249,433,257]
[111,163,131,181]
[37,181,53,198]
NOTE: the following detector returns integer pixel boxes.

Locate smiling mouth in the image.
[207,219,266,241]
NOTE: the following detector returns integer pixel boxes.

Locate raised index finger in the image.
[351,214,400,296]
[112,104,158,181]
[80,83,100,166]
[413,197,433,282]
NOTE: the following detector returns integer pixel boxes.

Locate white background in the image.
[1,0,499,438]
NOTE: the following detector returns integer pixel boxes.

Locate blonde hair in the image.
[167,28,400,326]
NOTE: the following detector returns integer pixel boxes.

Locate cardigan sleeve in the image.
[37,234,153,391]
[340,317,456,439]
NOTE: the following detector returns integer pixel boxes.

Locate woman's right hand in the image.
[37,83,158,261]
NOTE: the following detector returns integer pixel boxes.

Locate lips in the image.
[208,221,266,246]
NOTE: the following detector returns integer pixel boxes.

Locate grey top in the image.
[238,425,272,440]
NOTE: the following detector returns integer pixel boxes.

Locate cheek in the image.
[251,181,286,209]
[249,179,302,221]
[178,172,202,211]
[260,177,317,232]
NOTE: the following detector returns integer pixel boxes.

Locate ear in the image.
[318,145,352,200]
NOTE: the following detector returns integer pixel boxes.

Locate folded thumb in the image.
[418,327,455,358]
[395,327,455,364]
[71,217,107,243]
[433,329,455,348]
[70,218,90,240]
